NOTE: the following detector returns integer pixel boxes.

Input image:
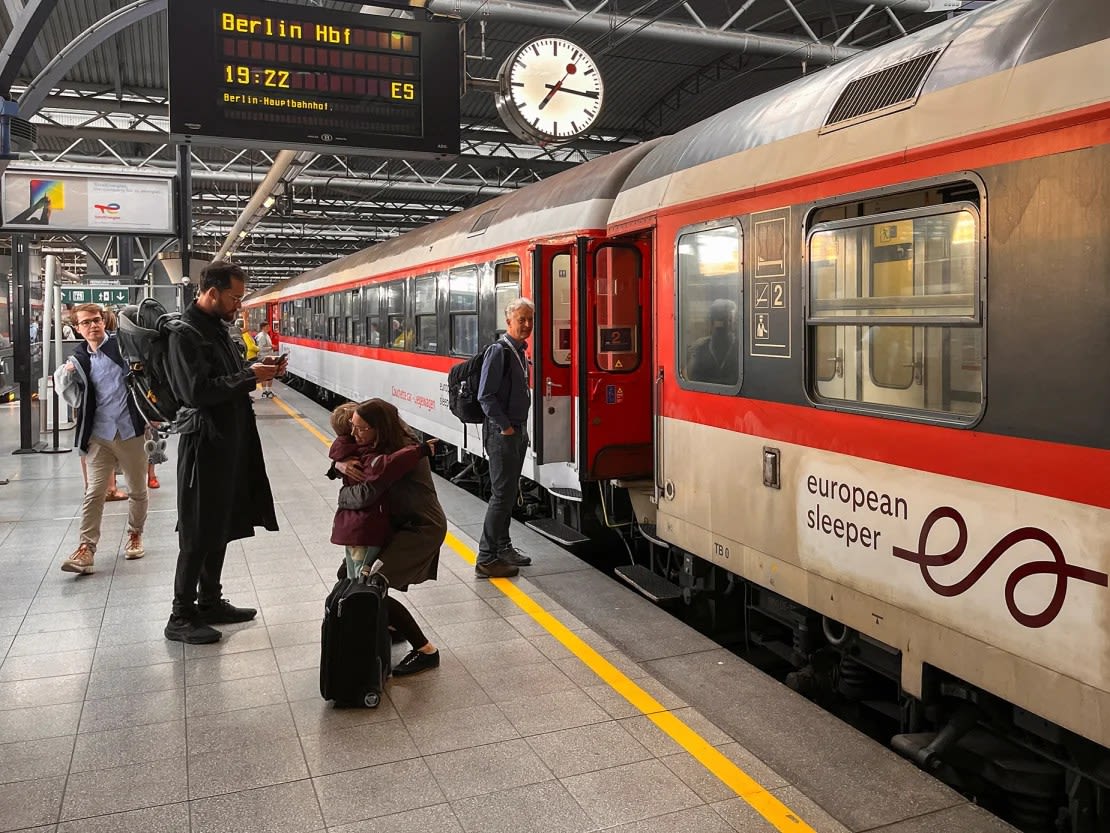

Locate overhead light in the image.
[262,195,276,209]
[238,230,248,239]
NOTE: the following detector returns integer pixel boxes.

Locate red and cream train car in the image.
[246,0,1108,825]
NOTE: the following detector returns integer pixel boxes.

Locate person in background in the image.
[29,316,40,342]
[162,261,284,644]
[255,321,276,399]
[474,297,535,578]
[240,319,259,363]
[686,298,739,386]
[54,303,148,574]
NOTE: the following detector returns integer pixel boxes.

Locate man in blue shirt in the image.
[476,297,535,578]
[54,303,149,574]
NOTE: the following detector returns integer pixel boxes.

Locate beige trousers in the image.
[79,434,149,549]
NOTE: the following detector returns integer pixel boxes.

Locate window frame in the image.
[448,265,479,357]
[413,274,438,353]
[592,243,643,374]
[674,217,745,395]
[803,176,987,427]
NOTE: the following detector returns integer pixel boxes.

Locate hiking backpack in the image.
[447,340,508,424]
[116,298,199,429]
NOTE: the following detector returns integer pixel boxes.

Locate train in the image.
[244,0,1110,829]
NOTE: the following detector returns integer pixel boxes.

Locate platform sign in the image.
[60,287,131,306]
[1,168,175,235]
[168,0,461,158]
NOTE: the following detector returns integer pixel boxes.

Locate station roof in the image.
[0,0,998,290]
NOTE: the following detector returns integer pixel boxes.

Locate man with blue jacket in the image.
[475,297,535,578]
[54,303,148,574]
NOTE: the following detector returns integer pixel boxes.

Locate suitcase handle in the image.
[357,559,388,588]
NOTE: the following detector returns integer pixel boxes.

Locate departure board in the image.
[168,0,460,158]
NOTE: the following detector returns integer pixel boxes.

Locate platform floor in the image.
[0,387,1017,833]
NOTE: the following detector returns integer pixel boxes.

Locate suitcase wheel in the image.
[363,691,381,708]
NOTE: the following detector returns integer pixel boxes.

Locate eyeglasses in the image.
[76,317,103,327]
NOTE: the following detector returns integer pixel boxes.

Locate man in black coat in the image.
[163,261,285,644]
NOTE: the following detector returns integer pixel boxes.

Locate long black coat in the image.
[167,304,278,552]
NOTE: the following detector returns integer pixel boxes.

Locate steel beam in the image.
[0,0,60,98]
[433,0,860,63]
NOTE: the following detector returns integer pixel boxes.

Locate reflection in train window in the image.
[449,266,478,356]
[414,276,437,352]
[594,246,641,373]
[385,281,407,350]
[550,253,571,366]
[345,289,360,344]
[494,260,520,337]
[363,285,381,346]
[676,222,742,390]
[808,203,983,423]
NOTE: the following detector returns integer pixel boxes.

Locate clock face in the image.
[496,37,603,144]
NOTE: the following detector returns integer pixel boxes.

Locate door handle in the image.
[545,377,564,398]
[902,351,923,385]
[653,366,665,500]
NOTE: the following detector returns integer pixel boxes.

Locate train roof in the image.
[610,0,1110,223]
[250,138,661,303]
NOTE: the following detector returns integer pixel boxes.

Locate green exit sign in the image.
[61,287,131,306]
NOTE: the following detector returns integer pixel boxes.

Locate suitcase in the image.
[320,567,391,708]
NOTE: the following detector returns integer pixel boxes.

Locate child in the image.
[327,402,430,580]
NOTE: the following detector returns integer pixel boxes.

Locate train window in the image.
[807,203,983,423]
[594,245,641,373]
[676,222,743,391]
[494,260,521,337]
[346,289,360,344]
[312,296,326,340]
[362,285,381,346]
[385,281,408,349]
[550,253,571,366]
[448,266,478,356]
[328,293,343,342]
[414,276,437,352]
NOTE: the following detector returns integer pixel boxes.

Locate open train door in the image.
[530,244,575,465]
[573,236,653,480]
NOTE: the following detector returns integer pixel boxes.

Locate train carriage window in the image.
[448,266,478,356]
[363,285,381,346]
[550,254,571,366]
[328,293,343,342]
[807,199,983,423]
[414,276,437,352]
[494,261,521,337]
[676,222,743,391]
[385,281,407,350]
[346,289,360,344]
[312,296,326,340]
[594,245,641,373]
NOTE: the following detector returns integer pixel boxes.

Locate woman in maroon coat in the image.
[328,399,446,676]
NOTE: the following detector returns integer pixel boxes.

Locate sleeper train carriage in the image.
[246,0,1109,827]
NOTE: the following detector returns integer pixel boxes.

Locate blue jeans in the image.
[478,424,527,565]
[344,545,383,579]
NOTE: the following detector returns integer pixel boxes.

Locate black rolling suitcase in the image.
[320,565,391,708]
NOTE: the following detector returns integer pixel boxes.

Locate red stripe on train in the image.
[281,336,459,371]
[662,394,1110,511]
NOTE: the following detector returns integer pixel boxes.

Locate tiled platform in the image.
[0,391,1016,833]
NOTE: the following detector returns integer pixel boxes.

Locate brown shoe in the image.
[475,559,519,579]
[124,532,145,560]
[61,543,95,575]
[104,488,129,502]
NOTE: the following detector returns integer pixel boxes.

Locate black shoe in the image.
[164,615,221,645]
[498,546,532,566]
[393,649,440,677]
[475,559,519,579]
[198,599,257,625]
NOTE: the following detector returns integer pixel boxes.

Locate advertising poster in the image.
[1,169,175,234]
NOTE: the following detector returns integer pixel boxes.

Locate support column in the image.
[12,234,42,454]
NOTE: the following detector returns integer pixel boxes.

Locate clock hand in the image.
[538,73,569,110]
[543,84,598,100]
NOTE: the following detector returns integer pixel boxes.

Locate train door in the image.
[531,245,574,464]
[573,237,654,480]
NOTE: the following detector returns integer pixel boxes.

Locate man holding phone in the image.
[163,261,285,644]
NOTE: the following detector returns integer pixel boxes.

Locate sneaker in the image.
[61,543,95,575]
[393,649,440,677]
[164,614,221,644]
[148,474,160,489]
[498,546,532,566]
[198,599,257,624]
[475,559,519,579]
[123,532,145,559]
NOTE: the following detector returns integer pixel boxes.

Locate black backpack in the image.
[447,340,508,424]
[116,298,200,428]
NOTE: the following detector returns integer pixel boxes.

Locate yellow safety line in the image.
[282,389,815,833]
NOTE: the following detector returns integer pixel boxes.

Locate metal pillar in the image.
[11,234,42,454]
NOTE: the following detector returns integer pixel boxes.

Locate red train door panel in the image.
[574,237,653,480]
[531,245,574,465]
